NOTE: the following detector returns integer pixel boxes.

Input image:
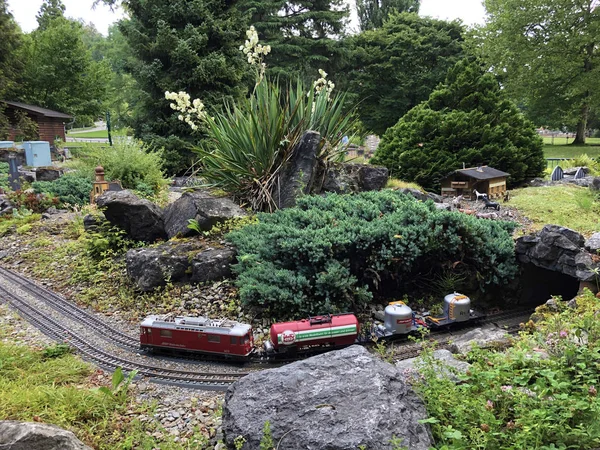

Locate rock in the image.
[126,240,203,291]
[449,325,511,355]
[35,167,64,182]
[17,170,35,183]
[276,131,320,209]
[223,345,432,450]
[396,349,470,382]
[191,247,236,283]
[515,225,595,281]
[529,177,549,187]
[320,163,389,194]
[585,232,600,253]
[396,188,442,203]
[163,191,246,239]
[545,297,559,311]
[0,195,15,217]
[83,214,103,232]
[590,177,600,191]
[96,190,166,242]
[0,420,92,449]
[563,166,588,176]
[434,202,452,211]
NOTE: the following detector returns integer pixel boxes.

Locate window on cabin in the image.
[160,330,172,338]
[243,335,250,344]
[230,337,238,345]
[207,335,220,343]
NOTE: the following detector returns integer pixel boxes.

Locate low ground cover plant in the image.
[416,289,600,449]
[227,190,518,319]
[32,174,93,206]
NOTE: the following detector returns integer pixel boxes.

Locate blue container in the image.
[0,141,15,148]
[23,141,52,167]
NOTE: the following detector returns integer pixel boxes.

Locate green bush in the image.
[66,140,169,194]
[371,59,546,191]
[0,162,8,190]
[227,190,518,319]
[32,175,93,206]
[7,190,58,213]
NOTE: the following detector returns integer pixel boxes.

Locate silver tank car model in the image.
[384,302,415,334]
[443,293,471,323]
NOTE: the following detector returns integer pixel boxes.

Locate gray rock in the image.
[591,177,600,191]
[563,166,588,176]
[163,192,246,239]
[434,202,452,211]
[396,349,470,382]
[223,345,432,450]
[276,131,320,209]
[320,163,389,194]
[449,325,510,355]
[396,188,442,203]
[83,214,103,232]
[35,167,64,182]
[358,164,389,191]
[191,247,236,283]
[17,170,35,183]
[0,421,92,450]
[96,190,166,242]
[529,177,548,187]
[126,243,196,291]
[585,232,600,253]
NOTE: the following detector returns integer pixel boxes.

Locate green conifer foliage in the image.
[371,59,545,191]
[227,190,517,319]
[116,0,249,174]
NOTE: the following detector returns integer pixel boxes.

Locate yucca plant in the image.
[196,77,359,212]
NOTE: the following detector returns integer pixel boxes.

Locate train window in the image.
[230,337,238,345]
[243,335,250,344]
[147,328,151,334]
[207,335,220,343]
[160,330,172,338]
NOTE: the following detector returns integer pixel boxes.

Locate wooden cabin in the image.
[440,166,509,200]
[1,101,72,146]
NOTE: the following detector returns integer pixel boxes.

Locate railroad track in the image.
[0,277,249,390]
[0,267,139,350]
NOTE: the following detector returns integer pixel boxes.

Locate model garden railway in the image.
[0,267,139,350]
[0,283,249,390]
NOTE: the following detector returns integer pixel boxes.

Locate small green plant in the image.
[390,436,408,450]
[98,367,138,403]
[42,343,72,359]
[7,190,58,213]
[32,174,93,207]
[234,435,247,450]
[260,421,274,450]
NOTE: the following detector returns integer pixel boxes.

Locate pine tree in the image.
[240,0,349,81]
[356,0,419,31]
[0,0,22,99]
[114,0,250,174]
[371,59,545,191]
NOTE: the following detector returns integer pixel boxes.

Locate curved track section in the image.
[0,272,248,390]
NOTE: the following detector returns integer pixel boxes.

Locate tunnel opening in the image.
[519,263,581,305]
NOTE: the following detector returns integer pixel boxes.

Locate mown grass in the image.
[543,137,600,159]
[510,184,600,236]
[66,129,129,139]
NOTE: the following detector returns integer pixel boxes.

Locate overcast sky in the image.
[7,0,486,36]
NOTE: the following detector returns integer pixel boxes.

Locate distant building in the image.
[1,101,72,145]
[440,166,509,200]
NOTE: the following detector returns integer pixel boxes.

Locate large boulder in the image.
[191,247,236,283]
[514,225,596,280]
[591,177,600,191]
[0,421,92,450]
[223,345,432,450]
[320,163,389,194]
[126,241,235,291]
[449,325,511,355]
[96,190,166,242]
[163,191,246,239]
[276,131,320,209]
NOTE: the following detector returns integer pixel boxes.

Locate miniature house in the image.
[440,166,509,200]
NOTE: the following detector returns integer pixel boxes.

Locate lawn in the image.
[66,129,129,139]
[510,184,600,236]
[543,137,600,159]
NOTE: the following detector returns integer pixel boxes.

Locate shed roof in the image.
[2,101,72,119]
[455,166,509,180]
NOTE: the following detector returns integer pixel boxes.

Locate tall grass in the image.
[197,78,359,211]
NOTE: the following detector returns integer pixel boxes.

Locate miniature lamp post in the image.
[7,152,20,191]
[90,165,109,203]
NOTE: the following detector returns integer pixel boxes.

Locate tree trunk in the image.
[572,103,589,145]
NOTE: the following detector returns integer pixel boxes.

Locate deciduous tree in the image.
[371,59,545,191]
[480,0,600,144]
[36,0,66,30]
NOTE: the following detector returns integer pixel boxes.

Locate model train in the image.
[139,293,481,359]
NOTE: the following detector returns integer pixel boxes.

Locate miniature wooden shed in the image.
[440,166,509,200]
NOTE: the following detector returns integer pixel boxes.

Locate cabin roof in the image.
[1,101,72,119]
[452,166,509,180]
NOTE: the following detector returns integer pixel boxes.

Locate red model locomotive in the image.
[140,314,254,358]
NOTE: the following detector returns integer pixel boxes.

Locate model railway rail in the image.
[0,267,139,350]
[0,283,248,390]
